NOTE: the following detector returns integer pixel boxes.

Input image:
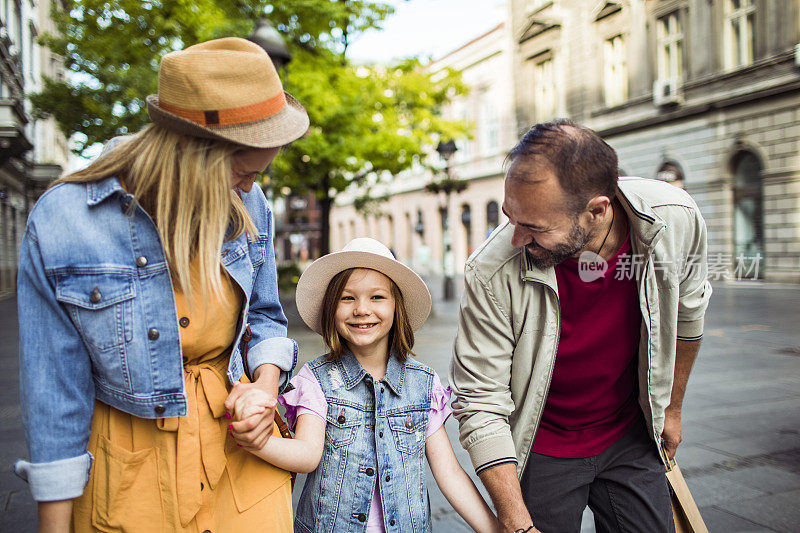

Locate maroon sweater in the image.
[532,234,642,458]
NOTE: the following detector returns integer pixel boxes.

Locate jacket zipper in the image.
[517,277,560,478]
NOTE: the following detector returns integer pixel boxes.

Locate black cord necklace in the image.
[595,203,615,258]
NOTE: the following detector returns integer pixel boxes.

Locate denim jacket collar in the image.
[338,350,405,396]
[86,176,126,206]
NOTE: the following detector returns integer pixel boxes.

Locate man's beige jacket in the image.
[449,177,712,477]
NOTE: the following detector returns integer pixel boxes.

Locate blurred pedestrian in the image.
[14,37,308,532]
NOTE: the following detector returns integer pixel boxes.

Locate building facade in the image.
[0,0,69,297]
[330,23,516,295]
[511,0,800,282]
[329,0,800,284]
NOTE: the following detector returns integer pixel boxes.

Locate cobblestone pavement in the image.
[2,282,799,532]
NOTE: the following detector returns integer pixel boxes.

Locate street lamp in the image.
[248,18,292,71]
[425,140,467,301]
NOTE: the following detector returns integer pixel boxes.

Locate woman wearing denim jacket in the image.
[14,37,308,532]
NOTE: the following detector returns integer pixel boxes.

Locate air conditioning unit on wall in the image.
[653,78,682,107]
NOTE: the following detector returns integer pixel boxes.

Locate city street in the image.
[1,282,799,531]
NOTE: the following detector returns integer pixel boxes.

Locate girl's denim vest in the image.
[295,351,434,533]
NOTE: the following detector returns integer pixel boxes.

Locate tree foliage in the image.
[33,0,468,252]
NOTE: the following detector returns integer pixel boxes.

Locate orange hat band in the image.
[159,92,287,127]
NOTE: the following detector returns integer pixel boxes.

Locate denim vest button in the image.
[154,405,166,414]
[136,256,148,267]
[379,431,383,438]
[89,287,101,304]
[365,468,374,476]
[357,513,367,522]
[390,520,395,526]
[338,414,346,424]
[385,475,390,482]
[406,419,414,429]
[148,328,160,340]
[179,317,190,328]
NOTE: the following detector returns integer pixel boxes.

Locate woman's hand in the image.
[224,364,280,451]
[233,388,276,421]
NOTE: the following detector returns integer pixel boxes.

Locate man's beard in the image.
[525,219,590,269]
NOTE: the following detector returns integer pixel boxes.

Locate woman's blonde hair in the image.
[320,268,415,361]
[53,125,258,305]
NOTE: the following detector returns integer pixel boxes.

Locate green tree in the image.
[274,51,467,253]
[33,0,468,254]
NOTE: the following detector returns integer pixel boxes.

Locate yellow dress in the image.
[72,266,293,532]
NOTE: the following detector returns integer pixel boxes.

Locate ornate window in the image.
[603,34,627,107]
[657,12,683,81]
[533,56,557,121]
[724,0,755,69]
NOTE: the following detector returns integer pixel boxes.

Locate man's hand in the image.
[224,364,280,451]
[478,463,539,533]
[661,407,682,460]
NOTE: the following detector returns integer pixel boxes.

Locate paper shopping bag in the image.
[663,447,708,533]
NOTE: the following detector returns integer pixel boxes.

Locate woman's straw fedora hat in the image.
[146,37,309,148]
[296,238,432,335]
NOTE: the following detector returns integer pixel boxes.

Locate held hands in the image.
[224,380,277,451]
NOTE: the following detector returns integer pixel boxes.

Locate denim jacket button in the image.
[365,467,374,476]
[385,475,390,482]
[154,405,166,414]
[148,328,160,340]
[337,415,346,424]
[179,317,190,328]
[390,520,395,526]
[357,513,367,522]
[89,287,101,304]
[136,256,148,267]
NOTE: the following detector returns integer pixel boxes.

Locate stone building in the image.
[510,0,800,282]
[330,22,517,294]
[328,0,800,284]
[0,0,69,297]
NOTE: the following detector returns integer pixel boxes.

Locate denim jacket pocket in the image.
[388,410,427,454]
[325,403,362,448]
[55,270,135,352]
[247,235,268,268]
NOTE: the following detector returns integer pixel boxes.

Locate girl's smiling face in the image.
[334,268,396,359]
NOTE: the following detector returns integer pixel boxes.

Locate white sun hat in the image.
[295,238,432,335]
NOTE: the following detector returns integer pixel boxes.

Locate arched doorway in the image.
[461,204,473,257]
[656,161,685,189]
[486,200,499,238]
[731,151,764,277]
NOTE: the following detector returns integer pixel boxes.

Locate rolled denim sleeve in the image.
[244,193,297,391]
[15,225,95,501]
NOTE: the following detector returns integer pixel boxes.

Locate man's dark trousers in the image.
[520,419,674,533]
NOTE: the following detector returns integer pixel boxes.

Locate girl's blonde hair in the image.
[52,125,258,305]
[320,268,415,361]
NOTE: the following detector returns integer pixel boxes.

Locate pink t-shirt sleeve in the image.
[426,372,453,439]
[278,364,328,430]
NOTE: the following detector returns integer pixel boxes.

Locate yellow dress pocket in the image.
[91,435,166,532]
[226,425,292,513]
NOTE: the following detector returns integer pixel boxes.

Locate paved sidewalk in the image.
[2,283,800,531]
